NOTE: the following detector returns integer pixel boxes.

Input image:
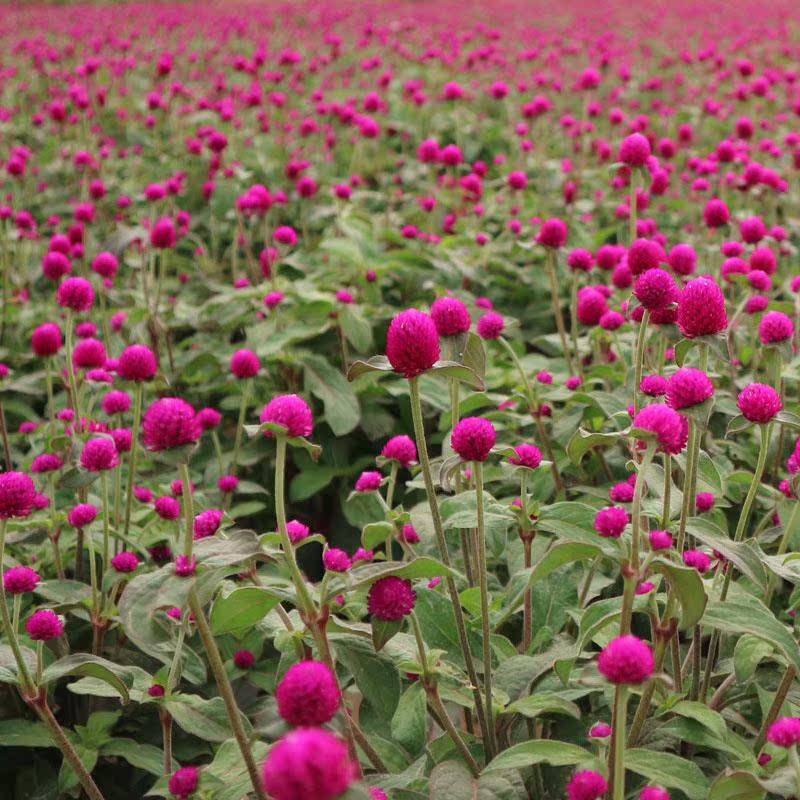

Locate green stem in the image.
[675,420,698,555]
[426,684,481,777]
[408,377,492,758]
[765,501,800,607]
[609,686,629,800]
[101,472,111,578]
[620,444,655,635]
[189,591,267,800]
[274,435,315,615]
[384,462,398,558]
[121,383,144,543]
[166,617,187,694]
[545,250,575,373]
[661,455,671,528]
[228,380,251,481]
[45,358,56,436]
[473,462,496,757]
[64,310,80,419]
[629,170,638,244]
[32,697,105,800]
[633,310,650,416]
[179,462,195,559]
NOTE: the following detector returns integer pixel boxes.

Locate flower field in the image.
[2,0,800,798]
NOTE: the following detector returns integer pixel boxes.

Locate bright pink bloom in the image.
[260,394,314,438]
[451,417,496,462]
[276,660,341,726]
[367,576,416,621]
[598,635,654,684]
[386,309,440,378]
[737,383,782,423]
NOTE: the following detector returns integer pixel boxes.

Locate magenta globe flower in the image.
[667,368,714,410]
[633,405,689,455]
[386,309,440,378]
[451,417,496,462]
[430,297,471,337]
[598,635,654,684]
[619,132,651,167]
[142,398,201,451]
[260,394,314,438]
[380,435,417,468]
[367,576,416,621]
[677,279,728,338]
[276,660,341,726]
[737,383,782,423]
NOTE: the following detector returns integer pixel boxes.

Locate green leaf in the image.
[0,643,36,684]
[666,700,728,741]
[462,332,486,382]
[483,740,593,773]
[429,760,475,800]
[702,598,800,672]
[391,682,428,754]
[210,587,282,635]
[371,617,403,652]
[332,634,401,721]
[0,719,63,747]
[650,557,707,629]
[346,355,395,380]
[624,749,709,799]
[734,635,775,682]
[428,360,486,390]
[303,353,360,436]
[709,771,766,800]
[688,518,767,589]
[204,737,269,799]
[41,654,131,703]
[362,521,395,550]
[339,306,373,352]
[504,693,581,720]
[100,739,164,776]
[566,427,628,465]
[165,694,245,742]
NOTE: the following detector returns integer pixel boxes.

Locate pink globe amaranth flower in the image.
[678,278,728,339]
[26,609,64,641]
[649,530,673,550]
[576,288,608,326]
[588,722,612,738]
[286,519,310,544]
[91,251,118,279]
[260,394,314,439]
[370,790,388,800]
[118,344,158,382]
[619,133,651,167]
[276,660,341,726]
[640,788,671,800]
[633,405,689,455]
[134,486,153,504]
[509,444,542,469]
[451,417,496,462]
[148,683,165,698]
[695,492,715,512]
[386,309,440,379]
[477,312,505,340]
[273,225,298,246]
[233,650,255,670]
[737,383,782,424]
[102,390,131,416]
[750,247,777,276]
[31,323,62,357]
[600,310,625,331]
[73,338,107,369]
[536,218,568,248]
[640,375,668,397]
[746,296,769,315]
[168,766,199,799]
[667,368,714,410]
[156,496,182,520]
[634,268,678,311]
[594,506,629,538]
[767,717,800,747]
[567,249,594,272]
[264,291,285,309]
[430,297,471,337]
[759,311,794,345]
[0,472,36,519]
[218,475,239,493]
[355,471,382,492]
[111,552,140,573]
[3,566,40,594]
[598,635,654,684]
[703,198,730,229]
[31,453,64,474]
[323,548,351,573]
[80,438,120,472]
[42,251,72,281]
[261,728,355,800]
[402,523,421,544]
[381,435,417,468]
[68,503,97,527]
[56,277,94,313]
[668,244,697,276]
[683,550,712,573]
[610,482,634,502]
[174,555,197,577]
[367,576,416,621]
[740,216,766,245]
[193,509,223,540]
[627,239,662,275]
[142,398,201,451]
[567,769,608,800]
[196,407,222,430]
[230,349,260,379]
[566,376,582,390]
[150,217,176,249]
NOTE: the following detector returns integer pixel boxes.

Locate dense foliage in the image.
[1,1,800,799]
